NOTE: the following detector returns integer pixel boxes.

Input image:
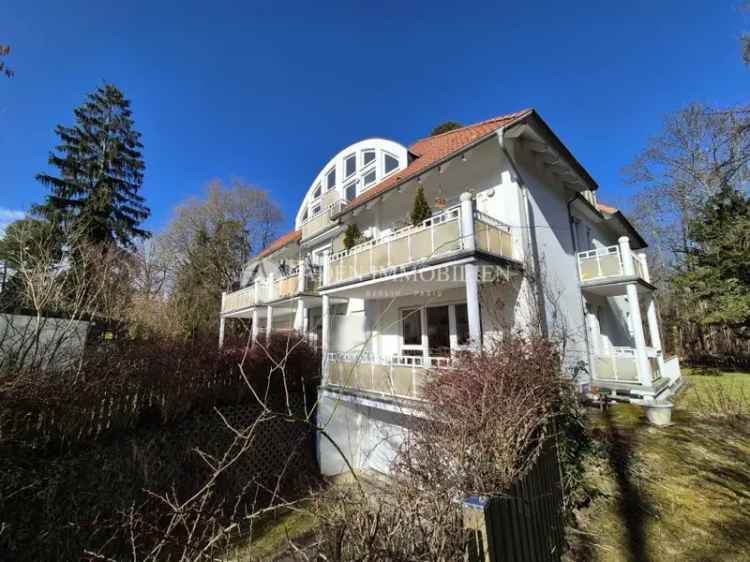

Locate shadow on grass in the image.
[601,406,652,562]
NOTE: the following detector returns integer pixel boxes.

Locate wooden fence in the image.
[464,443,565,562]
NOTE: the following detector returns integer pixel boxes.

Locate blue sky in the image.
[2,1,749,237]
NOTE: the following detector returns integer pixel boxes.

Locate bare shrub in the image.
[687,381,750,430]
[399,336,564,498]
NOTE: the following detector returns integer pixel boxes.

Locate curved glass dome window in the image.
[295,139,409,229]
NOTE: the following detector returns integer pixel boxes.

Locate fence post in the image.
[463,496,491,562]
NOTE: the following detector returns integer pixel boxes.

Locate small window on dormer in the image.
[363,169,376,187]
[384,154,399,174]
[312,204,321,216]
[363,150,376,167]
[345,154,356,178]
[313,184,321,199]
[326,168,336,190]
[302,209,309,222]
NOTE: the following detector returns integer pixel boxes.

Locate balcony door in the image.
[400,303,470,358]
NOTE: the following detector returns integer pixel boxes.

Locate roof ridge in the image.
[410,107,534,146]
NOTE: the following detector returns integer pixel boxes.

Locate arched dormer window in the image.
[295,138,409,228]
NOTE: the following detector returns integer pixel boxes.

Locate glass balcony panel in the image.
[389,237,410,267]
[434,220,461,253]
[355,248,373,277]
[411,229,431,259]
[391,365,414,396]
[579,258,599,282]
[599,253,623,277]
[372,244,389,270]
[614,356,638,381]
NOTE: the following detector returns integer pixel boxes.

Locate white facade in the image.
[220,110,682,477]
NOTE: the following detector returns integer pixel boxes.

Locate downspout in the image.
[496,129,548,338]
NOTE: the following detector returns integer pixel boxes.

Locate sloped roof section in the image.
[257,228,301,258]
[338,109,533,214]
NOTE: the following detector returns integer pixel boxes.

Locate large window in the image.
[455,303,469,346]
[427,306,451,355]
[400,303,471,357]
[344,154,356,178]
[401,308,423,354]
[313,183,321,199]
[384,153,399,174]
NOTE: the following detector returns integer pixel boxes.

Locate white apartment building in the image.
[219,109,682,475]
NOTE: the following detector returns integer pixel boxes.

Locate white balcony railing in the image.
[592,345,661,385]
[325,205,464,286]
[325,351,451,400]
[577,245,648,283]
[221,282,267,314]
[300,196,345,241]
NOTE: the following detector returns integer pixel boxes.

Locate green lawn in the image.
[570,370,750,562]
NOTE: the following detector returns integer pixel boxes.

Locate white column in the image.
[294,299,305,332]
[298,261,306,293]
[626,284,651,386]
[266,305,273,340]
[638,251,651,283]
[460,192,476,252]
[618,236,633,275]
[251,308,259,343]
[465,263,482,350]
[321,295,330,381]
[645,294,664,373]
[218,316,225,348]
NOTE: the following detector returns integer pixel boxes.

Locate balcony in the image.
[325,352,451,400]
[577,245,648,286]
[592,346,661,385]
[324,205,514,288]
[221,282,267,315]
[300,193,343,241]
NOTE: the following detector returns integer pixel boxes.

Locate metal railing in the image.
[325,351,451,399]
[577,245,648,283]
[473,210,513,259]
[325,205,464,286]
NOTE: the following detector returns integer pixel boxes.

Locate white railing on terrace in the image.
[592,346,639,384]
[325,205,464,286]
[473,210,513,258]
[577,245,648,283]
[325,351,451,399]
[221,282,267,314]
[300,199,344,241]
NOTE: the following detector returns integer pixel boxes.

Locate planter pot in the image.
[645,401,673,426]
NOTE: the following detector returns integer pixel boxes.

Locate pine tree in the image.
[35,83,150,250]
[410,186,432,226]
[343,223,363,250]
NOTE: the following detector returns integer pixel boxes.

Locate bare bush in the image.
[687,381,750,430]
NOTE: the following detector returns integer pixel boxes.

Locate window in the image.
[326,168,336,190]
[362,150,376,167]
[344,154,356,178]
[312,205,321,216]
[401,309,422,347]
[427,306,451,355]
[455,304,469,346]
[384,153,399,174]
[301,209,308,222]
[313,184,321,199]
[363,169,376,186]
[345,182,357,201]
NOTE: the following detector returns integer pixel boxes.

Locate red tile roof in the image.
[596,202,618,214]
[255,109,533,257]
[257,228,301,258]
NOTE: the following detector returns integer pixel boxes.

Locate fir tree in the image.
[35,83,150,250]
[343,223,364,250]
[410,186,432,226]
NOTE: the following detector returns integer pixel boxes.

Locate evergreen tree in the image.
[35,83,150,250]
[430,121,462,136]
[410,186,432,226]
[343,223,363,250]
[673,186,750,328]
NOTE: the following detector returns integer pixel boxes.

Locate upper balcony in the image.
[323,202,515,289]
[300,192,343,241]
[220,263,322,316]
[576,240,652,295]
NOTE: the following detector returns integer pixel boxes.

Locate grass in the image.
[570,370,750,562]
[221,501,318,562]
